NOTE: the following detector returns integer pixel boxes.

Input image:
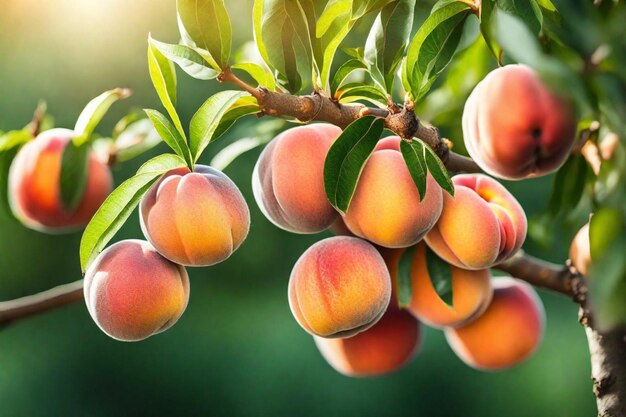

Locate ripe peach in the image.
[343,136,443,248]
[463,64,577,180]
[408,244,493,328]
[252,123,341,233]
[140,165,250,267]
[314,306,421,377]
[8,128,113,232]
[289,236,391,338]
[425,174,527,270]
[570,222,591,276]
[84,239,190,342]
[445,278,545,370]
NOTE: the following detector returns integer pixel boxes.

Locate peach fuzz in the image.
[8,128,113,232]
[463,64,577,180]
[288,236,391,338]
[314,306,421,377]
[570,222,591,276]
[425,174,527,270]
[84,239,190,342]
[343,136,443,248]
[252,123,341,233]
[445,278,545,371]
[140,164,250,267]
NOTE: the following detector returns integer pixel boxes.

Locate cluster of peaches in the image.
[253,65,578,376]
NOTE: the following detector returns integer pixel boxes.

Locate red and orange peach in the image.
[445,278,545,370]
[84,239,190,342]
[463,64,577,180]
[252,123,341,233]
[289,236,391,338]
[425,174,526,270]
[140,165,250,267]
[343,136,443,248]
[8,128,113,232]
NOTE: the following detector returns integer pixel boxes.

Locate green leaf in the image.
[189,91,247,162]
[425,244,454,306]
[144,109,193,168]
[424,142,454,196]
[74,88,132,144]
[403,1,471,100]
[232,62,276,91]
[257,0,314,93]
[330,59,367,96]
[397,245,417,308]
[546,154,588,216]
[253,0,271,67]
[59,141,89,212]
[336,83,388,106]
[114,118,163,163]
[149,38,219,80]
[400,138,428,201]
[323,116,384,213]
[79,154,186,272]
[211,96,261,142]
[0,130,33,220]
[365,0,415,92]
[589,208,626,330]
[176,0,231,69]
[317,1,354,89]
[112,111,145,140]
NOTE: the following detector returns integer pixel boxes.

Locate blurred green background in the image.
[0,1,595,416]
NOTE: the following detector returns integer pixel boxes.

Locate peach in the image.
[383,244,493,328]
[8,128,113,232]
[289,236,391,338]
[570,222,591,276]
[84,239,190,342]
[463,64,577,180]
[252,123,342,233]
[425,174,527,270]
[445,278,545,370]
[314,306,421,377]
[140,165,250,267]
[343,136,443,248]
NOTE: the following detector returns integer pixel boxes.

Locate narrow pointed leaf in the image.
[425,245,454,307]
[176,0,231,69]
[423,142,454,196]
[189,91,246,162]
[397,245,418,307]
[323,116,384,213]
[232,62,276,91]
[330,59,367,96]
[144,109,193,168]
[74,88,131,144]
[0,130,33,220]
[149,38,219,80]
[400,138,428,201]
[59,141,90,212]
[79,154,186,272]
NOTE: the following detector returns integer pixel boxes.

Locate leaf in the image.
[364,0,415,92]
[257,0,314,92]
[149,38,219,80]
[212,96,261,141]
[400,138,428,201]
[330,59,367,96]
[0,130,33,220]
[59,141,90,212]
[253,0,271,66]
[189,90,247,162]
[425,244,454,306]
[148,37,185,139]
[323,116,384,213]
[176,0,231,69]
[79,154,186,272]
[232,62,276,91]
[144,109,193,168]
[546,154,588,216]
[588,208,626,330]
[397,245,417,307]
[74,88,132,144]
[403,1,471,100]
[317,1,354,89]
[114,118,163,163]
[112,111,146,140]
[336,83,388,106]
[424,142,454,196]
